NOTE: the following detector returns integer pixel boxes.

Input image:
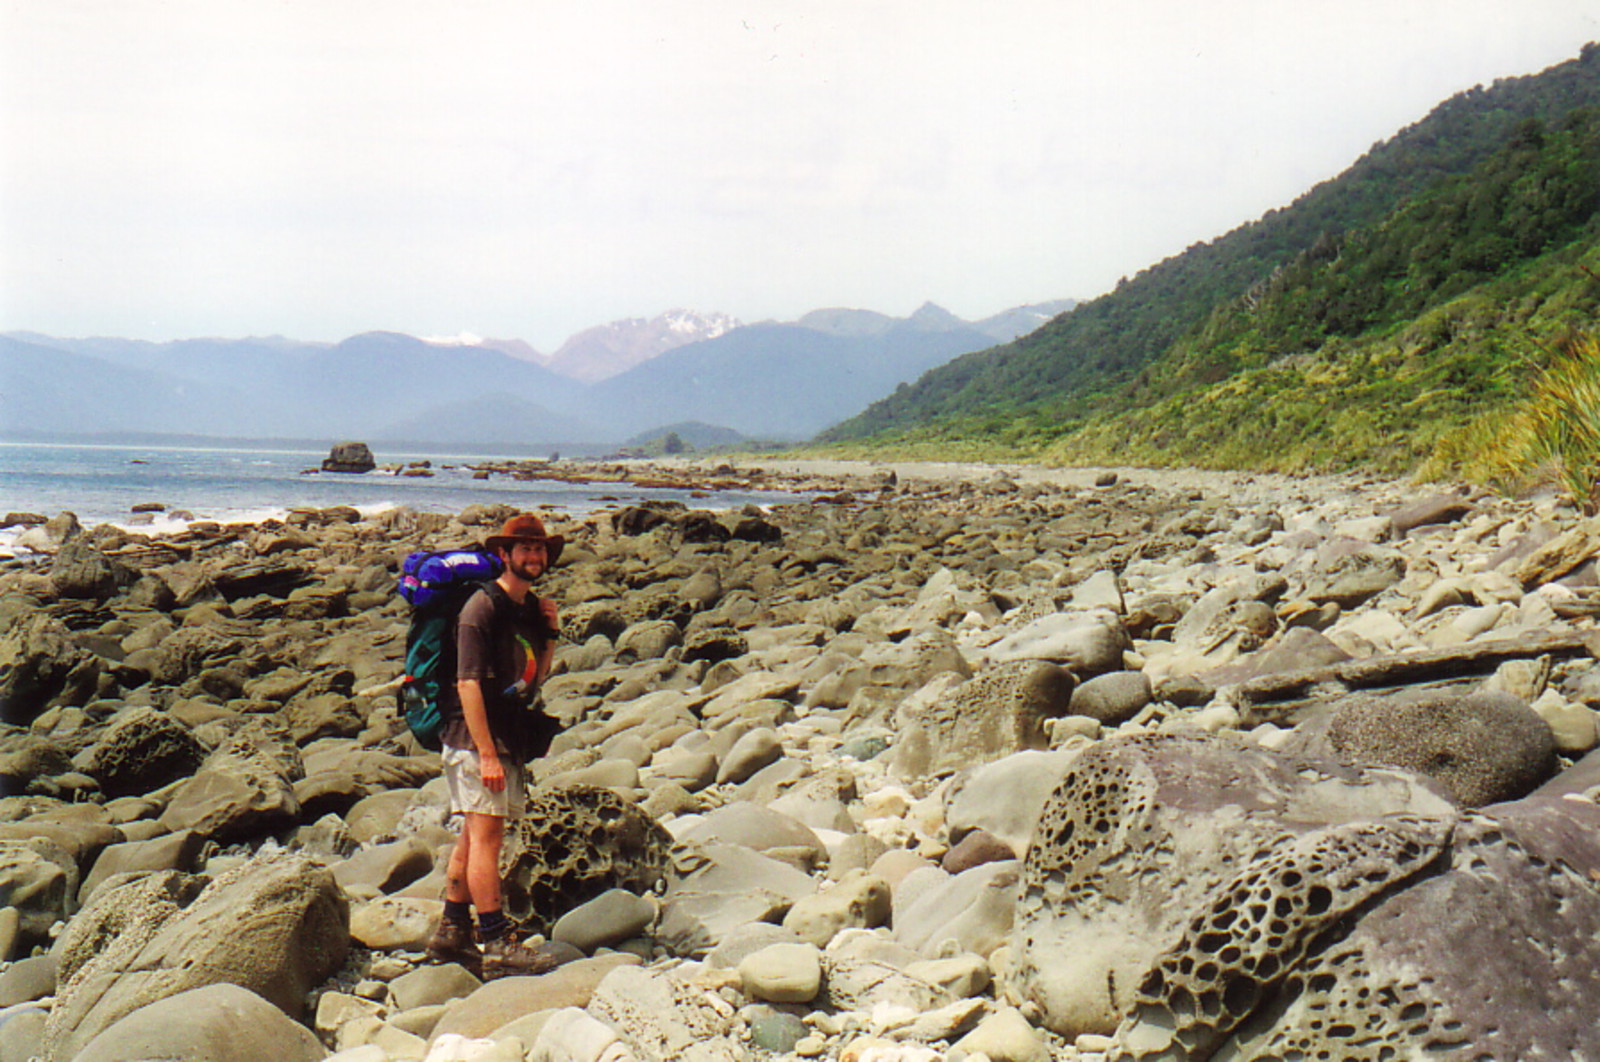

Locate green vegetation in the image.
[1423,335,1600,509]
[818,44,1600,485]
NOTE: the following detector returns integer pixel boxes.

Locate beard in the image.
[508,556,547,582]
[506,555,545,583]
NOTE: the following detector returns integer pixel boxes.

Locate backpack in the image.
[398,549,504,749]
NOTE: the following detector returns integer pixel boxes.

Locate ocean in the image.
[0,441,803,551]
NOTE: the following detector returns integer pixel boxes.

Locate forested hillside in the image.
[820,43,1600,471]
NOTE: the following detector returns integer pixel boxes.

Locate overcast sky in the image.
[3,1,1597,351]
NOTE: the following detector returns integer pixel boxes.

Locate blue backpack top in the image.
[399,549,503,749]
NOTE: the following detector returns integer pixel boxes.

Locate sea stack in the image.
[321,440,376,473]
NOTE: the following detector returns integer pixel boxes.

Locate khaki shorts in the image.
[441,744,527,818]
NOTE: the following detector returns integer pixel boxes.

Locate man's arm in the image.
[457,677,505,792]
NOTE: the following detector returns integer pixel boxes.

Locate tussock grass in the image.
[1423,334,1600,509]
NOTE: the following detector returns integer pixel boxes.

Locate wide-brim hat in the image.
[484,513,565,564]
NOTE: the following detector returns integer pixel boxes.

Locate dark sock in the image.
[477,908,510,942]
[443,899,472,927]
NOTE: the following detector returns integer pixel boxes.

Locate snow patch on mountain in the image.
[545,308,744,383]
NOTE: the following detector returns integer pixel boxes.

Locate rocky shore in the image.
[3,461,1600,1062]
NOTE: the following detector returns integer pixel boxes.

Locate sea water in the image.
[0,441,801,551]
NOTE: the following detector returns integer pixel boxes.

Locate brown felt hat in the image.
[484,513,565,564]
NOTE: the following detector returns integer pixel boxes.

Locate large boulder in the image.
[158,724,302,843]
[899,660,1075,773]
[587,962,744,1062]
[943,749,1079,856]
[499,785,674,933]
[0,839,76,949]
[0,613,103,727]
[67,982,327,1062]
[1008,732,1456,1038]
[1106,796,1600,1060]
[49,540,137,601]
[321,440,376,473]
[44,850,348,1060]
[1306,689,1559,807]
[141,624,247,687]
[81,706,207,799]
[985,609,1130,677]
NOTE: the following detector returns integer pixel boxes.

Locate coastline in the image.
[3,455,1597,1058]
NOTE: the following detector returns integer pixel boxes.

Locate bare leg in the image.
[461,811,506,913]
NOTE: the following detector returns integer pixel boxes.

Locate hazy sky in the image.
[3,1,1598,351]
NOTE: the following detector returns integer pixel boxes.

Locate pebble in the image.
[738,942,824,1004]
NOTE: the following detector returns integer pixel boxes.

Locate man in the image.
[426,512,567,977]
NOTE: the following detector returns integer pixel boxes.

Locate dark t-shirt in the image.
[439,583,559,761]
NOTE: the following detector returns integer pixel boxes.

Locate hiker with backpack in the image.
[414,512,571,978]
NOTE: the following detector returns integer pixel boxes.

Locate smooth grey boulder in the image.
[79,829,205,905]
[738,942,824,1004]
[614,620,682,663]
[985,609,1129,677]
[658,842,816,958]
[0,1006,47,1062]
[892,860,1020,959]
[673,802,824,861]
[387,962,481,1011]
[68,982,327,1062]
[0,953,56,1007]
[715,726,783,784]
[943,748,1078,855]
[44,851,348,1061]
[331,836,434,895]
[551,888,656,953]
[781,870,891,947]
[1009,732,1457,1039]
[1067,670,1152,726]
[430,953,640,1042]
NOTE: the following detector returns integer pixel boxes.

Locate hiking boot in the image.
[480,931,571,979]
[425,918,482,973]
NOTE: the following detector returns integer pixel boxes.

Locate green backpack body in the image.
[398,549,503,749]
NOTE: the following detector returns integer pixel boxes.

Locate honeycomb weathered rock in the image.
[900,659,1074,773]
[1010,732,1457,1038]
[1181,796,1600,1060]
[85,707,207,799]
[499,784,674,933]
[1107,815,1452,1059]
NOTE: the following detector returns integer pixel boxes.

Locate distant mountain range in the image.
[0,298,1075,449]
[533,309,743,383]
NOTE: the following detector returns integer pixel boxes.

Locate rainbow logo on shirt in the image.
[502,631,540,699]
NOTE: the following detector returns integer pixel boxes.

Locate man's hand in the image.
[538,597,561,638]
[478,748,506,793]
